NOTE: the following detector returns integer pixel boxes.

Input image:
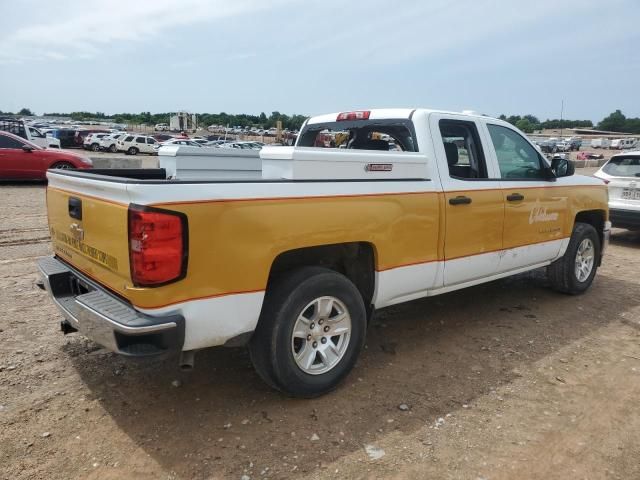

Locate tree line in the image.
[498,110,640,134]
[3,108,640,134]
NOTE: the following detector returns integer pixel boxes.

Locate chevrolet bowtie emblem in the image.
[69,223,84,241]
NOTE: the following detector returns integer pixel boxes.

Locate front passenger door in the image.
[485,124,568,272]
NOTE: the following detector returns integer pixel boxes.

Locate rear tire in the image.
[127,147,138,155]
[91,143,100,151]
[249,267,367,397]
[109,144,117,153]
[548,222,600,294]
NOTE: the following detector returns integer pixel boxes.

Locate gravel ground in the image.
[0,183,639,480]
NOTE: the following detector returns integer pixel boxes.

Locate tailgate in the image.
[46,172,132,295]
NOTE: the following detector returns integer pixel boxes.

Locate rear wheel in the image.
[249,267,366,397]
[91,143,100,151]
[127,147,138,155]
[548,222,600,294]
[109,144,117,153]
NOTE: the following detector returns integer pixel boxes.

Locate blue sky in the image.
[1,0,639,122]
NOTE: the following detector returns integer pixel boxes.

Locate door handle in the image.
[449,195,472,206]
[506,193,525,202]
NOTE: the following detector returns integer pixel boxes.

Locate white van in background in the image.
[611,138,638,150]
[591,138,611,149]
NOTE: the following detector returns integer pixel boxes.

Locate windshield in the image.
[603,156,640,177]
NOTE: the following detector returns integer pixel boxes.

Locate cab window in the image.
[298,119,417,152]
[487,124,547,179]
[439,120,488,179]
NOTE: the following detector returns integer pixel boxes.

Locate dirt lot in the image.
[1,183,639,480]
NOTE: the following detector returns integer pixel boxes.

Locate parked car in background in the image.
[100,133,127,153]
[155,123,169,131]
[594,151,640,230]
[154,138,203,151]
[577,152,604,161]
[46,128,78,148]
[555,140,571,152]
[533,137,558,153]
[152,133,174,142]
[83,133,111,151]
[591,138,611,149]
[0,118,61,149]
[565,137,582,150]
[0,131,92,180]
[116,134,158,155]
[74,129,109,148]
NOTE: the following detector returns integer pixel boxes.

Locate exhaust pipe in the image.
[179,350,196,371]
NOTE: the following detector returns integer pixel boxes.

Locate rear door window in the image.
[438,119,488,179]
[603,157,640,177]
[298,119,417,152]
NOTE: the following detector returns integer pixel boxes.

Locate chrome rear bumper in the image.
[37,256,184,356]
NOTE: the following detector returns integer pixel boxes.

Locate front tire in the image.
[548,222,600,294]
[249,267,367,397]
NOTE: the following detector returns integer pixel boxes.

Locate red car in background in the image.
[0,131,93,180]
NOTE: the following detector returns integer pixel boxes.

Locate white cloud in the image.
[0,0,290,63]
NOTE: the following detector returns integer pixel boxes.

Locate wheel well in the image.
[267,242,376,318]
[575,209,605,256]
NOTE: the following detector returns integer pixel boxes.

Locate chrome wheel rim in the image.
[291,296,351,375]
[575,238,595,282]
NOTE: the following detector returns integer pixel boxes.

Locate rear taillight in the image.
[337,110,370,121]
[128,205,188,287]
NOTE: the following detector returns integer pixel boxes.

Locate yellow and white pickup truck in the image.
[38,109,610,397]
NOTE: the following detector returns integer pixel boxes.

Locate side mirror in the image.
[22,145,34,153]
[551,157,575,177]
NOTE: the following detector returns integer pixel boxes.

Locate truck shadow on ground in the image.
[64,269,638,478]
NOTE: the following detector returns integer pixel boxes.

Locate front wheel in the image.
[249,267,366,397]
[548,222,600,294]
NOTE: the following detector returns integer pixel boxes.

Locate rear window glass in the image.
[603,157,640,177]
[297,119,417,152]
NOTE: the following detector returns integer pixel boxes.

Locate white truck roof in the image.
[306,108,490,125]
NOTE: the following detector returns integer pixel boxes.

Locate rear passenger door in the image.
[430,114,504,286]
[483,123,568,272]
